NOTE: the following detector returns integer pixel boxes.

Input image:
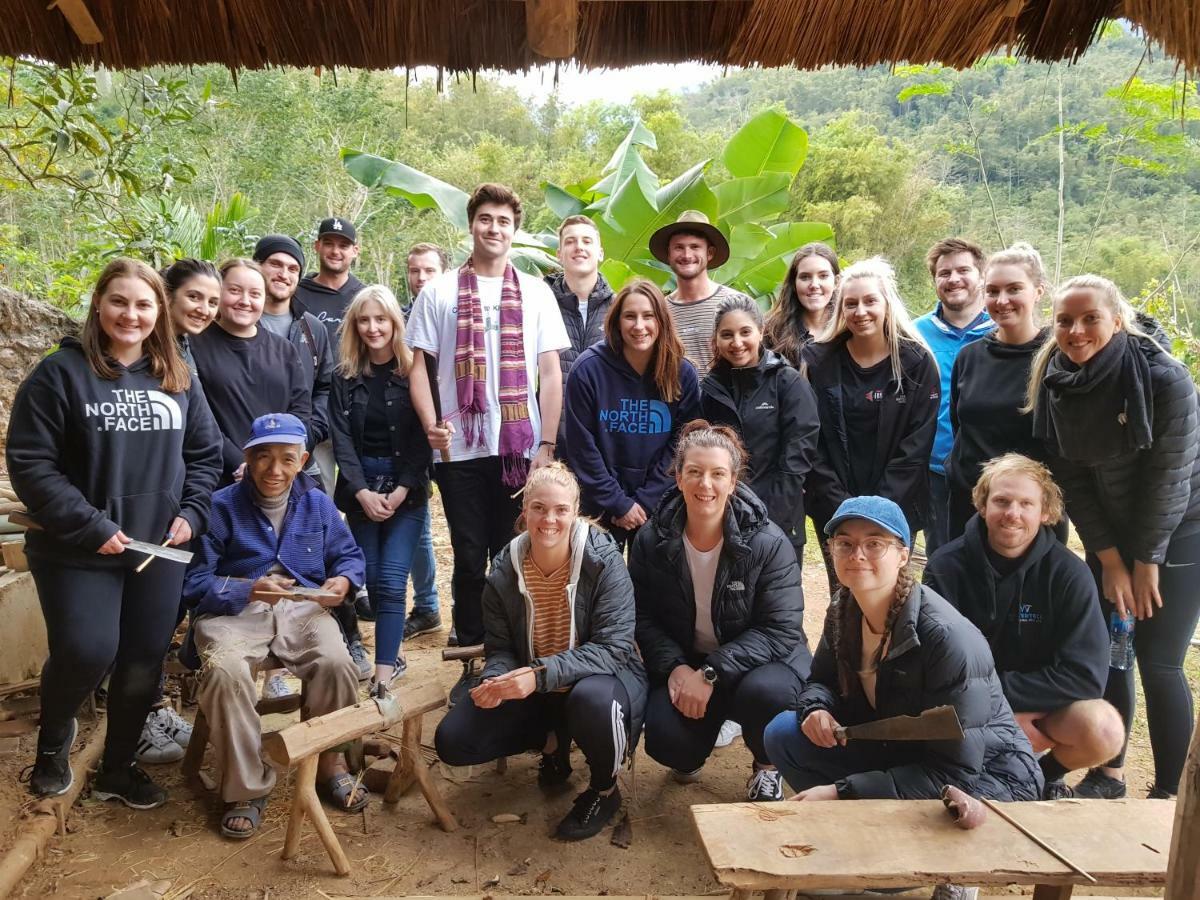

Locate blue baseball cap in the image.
[824,496,912,547]
[243,413,307,450]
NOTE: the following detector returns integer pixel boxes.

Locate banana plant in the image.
[341,107,834,300]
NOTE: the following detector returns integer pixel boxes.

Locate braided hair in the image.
[829,565,917,699]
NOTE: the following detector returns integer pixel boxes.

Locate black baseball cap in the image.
[316,217,357,244]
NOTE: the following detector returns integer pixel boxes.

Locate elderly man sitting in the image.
[182,413,367,839]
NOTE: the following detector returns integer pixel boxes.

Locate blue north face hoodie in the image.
[913,305,993,474]
[563,342,701,521]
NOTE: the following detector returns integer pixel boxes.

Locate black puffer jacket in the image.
[702,350,821,554]
[796,583,1041,801]
[630,483,811,685]
[545,271,614,379]
[801,337,939,533]
[1045,338,1200,564]
[481,522,648,747]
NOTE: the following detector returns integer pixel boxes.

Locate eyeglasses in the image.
[828,537,903,560]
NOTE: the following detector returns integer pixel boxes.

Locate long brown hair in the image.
[604,278,687,402]
[829,566,917,699]
[81,257,190,394]
[337,284,413,379]
[764,242,840,366]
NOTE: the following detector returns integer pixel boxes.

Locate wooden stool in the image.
[262,681,455,877]
[180,655,305,794]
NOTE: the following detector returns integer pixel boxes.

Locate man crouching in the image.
[182,413,367,839]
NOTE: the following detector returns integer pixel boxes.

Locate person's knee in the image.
[732,666,796,730]
[1046,700,1126,765]
[643,708,705,772]
[199,651,254,704]
[434,709,480,766]
[762,710,801,770]
[1078,700,1126,760]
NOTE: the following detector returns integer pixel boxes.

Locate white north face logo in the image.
[84,388,183,432]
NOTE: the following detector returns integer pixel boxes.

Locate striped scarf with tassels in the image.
[454,258,534,487]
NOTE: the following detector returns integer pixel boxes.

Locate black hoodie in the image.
[924,517,1107,713]
[702,350,820,553]
[630,482,811,685]
[295,272,366,347]
[6,337,223,565]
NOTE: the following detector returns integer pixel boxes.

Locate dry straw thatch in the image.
[2,0,1197,72]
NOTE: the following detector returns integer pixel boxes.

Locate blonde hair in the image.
[1023,274,1149,414]
[336,285,413,378]
[985,242,1050,294]
[972,453,1064,525]
[816,256,927,389]
[516,462,583,533]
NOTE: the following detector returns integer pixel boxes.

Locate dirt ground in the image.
[1,497,1193,899]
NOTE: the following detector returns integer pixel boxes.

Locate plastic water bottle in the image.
[1109,611,1135,671]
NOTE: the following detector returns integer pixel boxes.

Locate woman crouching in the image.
[434,463,646,841]
[764,495,1042,802]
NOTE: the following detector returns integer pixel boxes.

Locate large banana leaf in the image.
[733,222,836,298]
[597,160,717,264]
[723,108,809,179]
[713,172,792,227]
[590,120,658,199]
[710,222,774,285]
[341,149,468,231]
[542,182,586,220]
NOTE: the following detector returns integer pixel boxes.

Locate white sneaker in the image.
[263,674,294,699]
[135,712,185,764]
[746,767,784,801]
[714,720,742,748]
[154,707,192,748]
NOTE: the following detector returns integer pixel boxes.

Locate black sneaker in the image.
[555,785,621,841]
[92,762,168,809]
[1147,784,1174,799]
[448,668,481,708]
[1073,768,1126,799]
[403,611,443,641]
[538,747,572,789]
[1042,778,1074,800]
[21,718,78,798]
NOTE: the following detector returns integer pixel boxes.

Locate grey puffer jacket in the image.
[481,521,648,746]
[631,483,811,685]
[1046,339,1200,564]
[796,583,1042,802]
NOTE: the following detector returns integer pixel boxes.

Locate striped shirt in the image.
[666,284,749,371]
[522,554,573,659]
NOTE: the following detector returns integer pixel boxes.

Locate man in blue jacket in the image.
[913,237,992,555]
[182,414,367,838]
[924,454,1124,800]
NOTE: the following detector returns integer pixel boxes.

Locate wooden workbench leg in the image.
[282,756,313,861]
[411,749,457,832]
[1032,885,1073,900]
[729,889,753,900]
[763,890,789,900]
[383,717,420,804]
[282,754,351,877]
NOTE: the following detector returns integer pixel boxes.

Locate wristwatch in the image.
[701,664,719,686]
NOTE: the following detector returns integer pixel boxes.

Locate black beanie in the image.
[253,234,305,271]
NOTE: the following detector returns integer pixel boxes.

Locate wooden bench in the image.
[690,799,1174,900]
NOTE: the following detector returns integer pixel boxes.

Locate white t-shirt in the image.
[684,533,723,656]
[405,266,569,463]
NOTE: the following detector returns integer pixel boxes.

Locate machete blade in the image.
[838,705,965,742]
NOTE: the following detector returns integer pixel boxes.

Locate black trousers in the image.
[30,556,184,769]
[435,456,522,647]
[643,661,804,770]
[1089,529,1200,793]
[434,674,631,790]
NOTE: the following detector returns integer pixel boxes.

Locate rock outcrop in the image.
[0,288,78,454]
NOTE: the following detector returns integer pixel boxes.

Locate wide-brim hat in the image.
[649,210,730,269]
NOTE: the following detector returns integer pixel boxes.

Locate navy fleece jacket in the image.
[564,342,700,521]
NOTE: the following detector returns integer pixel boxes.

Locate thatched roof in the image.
[4,0,1197,73]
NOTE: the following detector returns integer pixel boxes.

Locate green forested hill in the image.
[1,26,1195,337]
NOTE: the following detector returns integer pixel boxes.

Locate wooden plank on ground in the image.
[691,800,1174,892]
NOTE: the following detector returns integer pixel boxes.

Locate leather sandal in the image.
[317,772,369,812]
[220,796,267,839]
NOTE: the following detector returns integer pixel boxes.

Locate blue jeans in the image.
[924,470,949,556]
[348,457,425,666]
[408,506,439,618]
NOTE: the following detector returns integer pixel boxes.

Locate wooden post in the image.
[1166,713,1200,900]
[282,754,351,877]
[383,716,421,803]
[410,747,458,832]
[47,0,103,43]
[525,0,577,59]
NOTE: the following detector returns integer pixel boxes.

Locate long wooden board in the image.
[691,800,1174,891]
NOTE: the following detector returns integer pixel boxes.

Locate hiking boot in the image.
[353,588,374,622]
[1042,778,1074,800]
[538,748,573,789]
[1073,768,1126,799]
[135,711,185,764]
[554,785,622,841]
[21,718,77,798]
[156,706,193,748]
[347,639,373,681]
[403,611,443,641]
[714,719,742,748]
[263,674,294,699]
[92,762,168,809]
[671,766,703,784]
[746,767,784,801]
